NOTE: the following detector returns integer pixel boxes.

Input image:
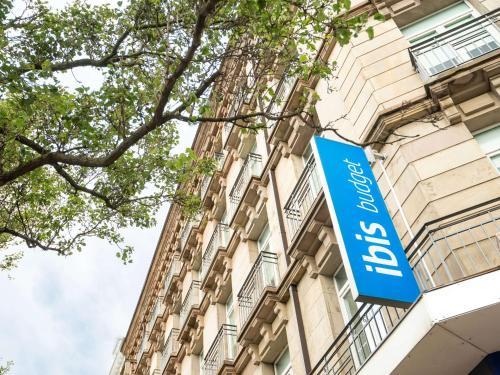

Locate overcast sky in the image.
[0,1,197,374]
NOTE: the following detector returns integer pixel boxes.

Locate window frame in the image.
[473,123,500,173]
[274,346,292,375]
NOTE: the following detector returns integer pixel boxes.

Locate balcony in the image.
[228,153,263,223]
[409,8,500,81]
[283,157,322,239]
[161,328,179,374]
[267,75,296,127]
[202,324,238,375]
[201,224,231,284]
[222,94,243,148]
[311,201,500,375]
[164,256,181,294]
[180,280,201,329]
[179,214,201,251]
[135,331,150,365]
[147,297,165,339]
[201,152,226,201]
[237,251,280,327]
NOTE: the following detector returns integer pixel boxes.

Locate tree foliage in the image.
[0,360,13,375]
[0,0,374,266]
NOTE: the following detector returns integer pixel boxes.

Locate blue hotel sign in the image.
[311,136,420,307]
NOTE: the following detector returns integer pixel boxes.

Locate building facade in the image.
[119,1,500,374]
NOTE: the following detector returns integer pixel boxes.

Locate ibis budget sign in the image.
[311,136,420,307]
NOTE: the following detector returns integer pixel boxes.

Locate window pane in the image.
[490,153,500,171]
[258,224,271,252]
[334,267,348,291]
[275,348,291,375]
[475,125,500,154]
[402,2,470,38]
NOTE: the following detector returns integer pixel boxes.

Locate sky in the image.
[0,1,197,374]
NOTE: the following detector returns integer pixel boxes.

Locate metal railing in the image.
[228,153,263,222]
[147,297,163,334]
[201,175,211,200]
[164,255,181,294]
[408,202,500,290]
[180,280,201,328]
[201,224,231,283]
[267,74,296,118]
[135,331,149,364]
[200,153,226,200]
[409,8,500,80]
[202,324,238,375]
[222,94,243,146]
[311,202,500,374]
[161,328,179,371]
[284,157,322,239]
[215,152,225,170]
[237,251,280,326]
[179,214,202,251]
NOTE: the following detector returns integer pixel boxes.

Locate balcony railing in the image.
[222,94,243,146]
[237,251,280,326]
[409,8,500,80]
[267,75,296,124]
[164,255,181,293]
[228,153,263,221]
[161,328,179,371]
[200,153,225,200]
[180,280,201,328]
[201,224,231,283]
[146,297,163,334]
[311,201,500,374]
[135,331,149,364]
[202,324,238,375]
[284,157,322,239]
[179,214,202,251]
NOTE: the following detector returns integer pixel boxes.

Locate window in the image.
[403,2,499,77]
[225,293,236,325]
[257,224,272,253]
[474,124,500,172]
[274,347,292,375]
[333,267,387,369]
[225,293,237,358]
[301,143,322,200]
[257,223,278,287]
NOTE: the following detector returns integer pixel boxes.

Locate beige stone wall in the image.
[479,0,500,11]
[315,17,426,142]
[373,121,500,245]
